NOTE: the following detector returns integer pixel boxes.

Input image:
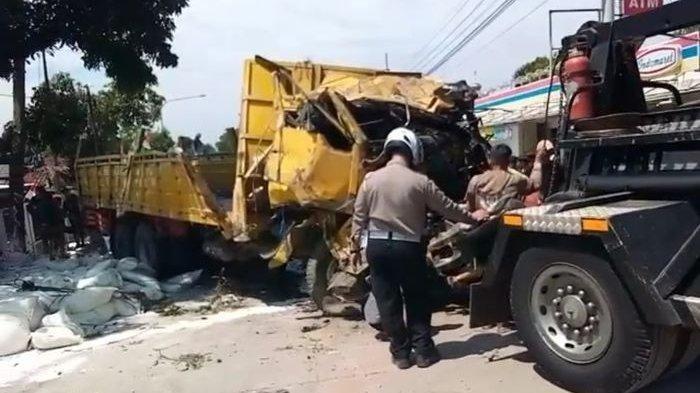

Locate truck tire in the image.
[305,242,337,310]
[164,235,202,278]
[510,248,678,393]
[134,222,163,277]
[112,219,135,258]
[664,330,700,376]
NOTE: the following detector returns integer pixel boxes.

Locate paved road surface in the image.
[1,298,697,393]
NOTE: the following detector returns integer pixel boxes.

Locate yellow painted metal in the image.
[265,127,357,211]
[232,57,417,237]
[76,153,232,232]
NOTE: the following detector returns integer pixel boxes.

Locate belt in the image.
[368,230,421,243]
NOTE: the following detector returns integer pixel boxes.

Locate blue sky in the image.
[0,0,604,144]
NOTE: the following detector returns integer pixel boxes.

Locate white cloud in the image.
[1,0,600,145]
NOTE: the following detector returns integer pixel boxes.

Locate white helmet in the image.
[383,127,424,166]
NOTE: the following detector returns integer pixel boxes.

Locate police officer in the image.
[352,127,486,369]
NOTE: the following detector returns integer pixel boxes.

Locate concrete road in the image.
[1,297,697,393]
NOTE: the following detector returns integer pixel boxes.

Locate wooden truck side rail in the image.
[76,152,233,235]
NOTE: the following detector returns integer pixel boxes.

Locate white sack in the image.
[71,301,117,326]
[44,259,80,272]
[0,296,46,330]
[60,287,117,314]
[41,309,84,337]
[35,274,76,290]
[84,259,116,278]
[31,326,82,350]
[113,297,139,317]
[76,269,123,289]
[160,270,202,293]
[121,271,163,301]
[0,315,31,356]
[116,257,139,272]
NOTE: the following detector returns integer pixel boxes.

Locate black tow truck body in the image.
[468,1,700,392]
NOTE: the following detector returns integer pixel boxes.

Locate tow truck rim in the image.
[530,262,613,364]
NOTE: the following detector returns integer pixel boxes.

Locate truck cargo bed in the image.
[76,152,233,231]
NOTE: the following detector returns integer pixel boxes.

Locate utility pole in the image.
[602,0,615,22]
[41,50,50,86]
[12,55,26,160]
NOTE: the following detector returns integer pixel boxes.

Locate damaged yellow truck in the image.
[76,56,488,313]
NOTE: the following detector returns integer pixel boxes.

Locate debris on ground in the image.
[0,252,204,356]
[153,272,243,317]
[153,349,212,371]
[300,319,330,333]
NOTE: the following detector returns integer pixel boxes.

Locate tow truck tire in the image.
[112,219,135,258]
[134,222,163,277]
[664,330,700,377]
[511,248,678,393]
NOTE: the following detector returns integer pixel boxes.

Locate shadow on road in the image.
[436,331,523,361]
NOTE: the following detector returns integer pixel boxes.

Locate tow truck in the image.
[468,1,700,392]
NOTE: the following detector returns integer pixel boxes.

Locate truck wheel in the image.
[134,222,163,277]
[664,330,700,376]
[511,248,678,393]
[112,219,135,258]
[305,242,337,310]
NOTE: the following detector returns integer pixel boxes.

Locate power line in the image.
[426,0,518,74]
[411,0,492,71]
[418,0,503,73]
[411,0,475,67]
[472,0,551,55]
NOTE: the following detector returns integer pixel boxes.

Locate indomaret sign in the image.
[622,0,663,16]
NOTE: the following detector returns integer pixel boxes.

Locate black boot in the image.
[415,349,441,368]
[392,356,413,370]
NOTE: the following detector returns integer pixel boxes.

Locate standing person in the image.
[63,189,85,247]
[464,143,549,217]
[28,187,65,260]
[351,127,487,369]
[193,133,203,155]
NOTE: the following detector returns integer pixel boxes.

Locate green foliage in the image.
[513,56,550,80]
[94,81,165,150]
[0,0,189,92]
[22,73,166,157]
[215,128,237,153]
[149,128,176,152]
[25,73,88,157]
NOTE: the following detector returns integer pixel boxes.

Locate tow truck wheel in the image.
[511,248,678,393]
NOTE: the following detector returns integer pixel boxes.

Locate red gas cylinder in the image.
[562,48,595,120]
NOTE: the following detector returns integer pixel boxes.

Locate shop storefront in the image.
[475,32,700,157]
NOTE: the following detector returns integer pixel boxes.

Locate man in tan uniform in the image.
[352,127,487,369]
[465,143,547,216]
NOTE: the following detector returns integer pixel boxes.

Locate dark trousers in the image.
[367,239,435,359]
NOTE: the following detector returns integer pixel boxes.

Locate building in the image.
[474,32,700,157]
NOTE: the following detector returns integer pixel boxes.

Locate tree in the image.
[215,128,237,153]
[94,82,165,153]
[149,128,176,152]
[24,73,88,157]
[513,56,551,80]
[21,73,166,157]
[0,0,189,160]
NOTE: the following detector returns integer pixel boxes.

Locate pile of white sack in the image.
[0,255,202,356]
